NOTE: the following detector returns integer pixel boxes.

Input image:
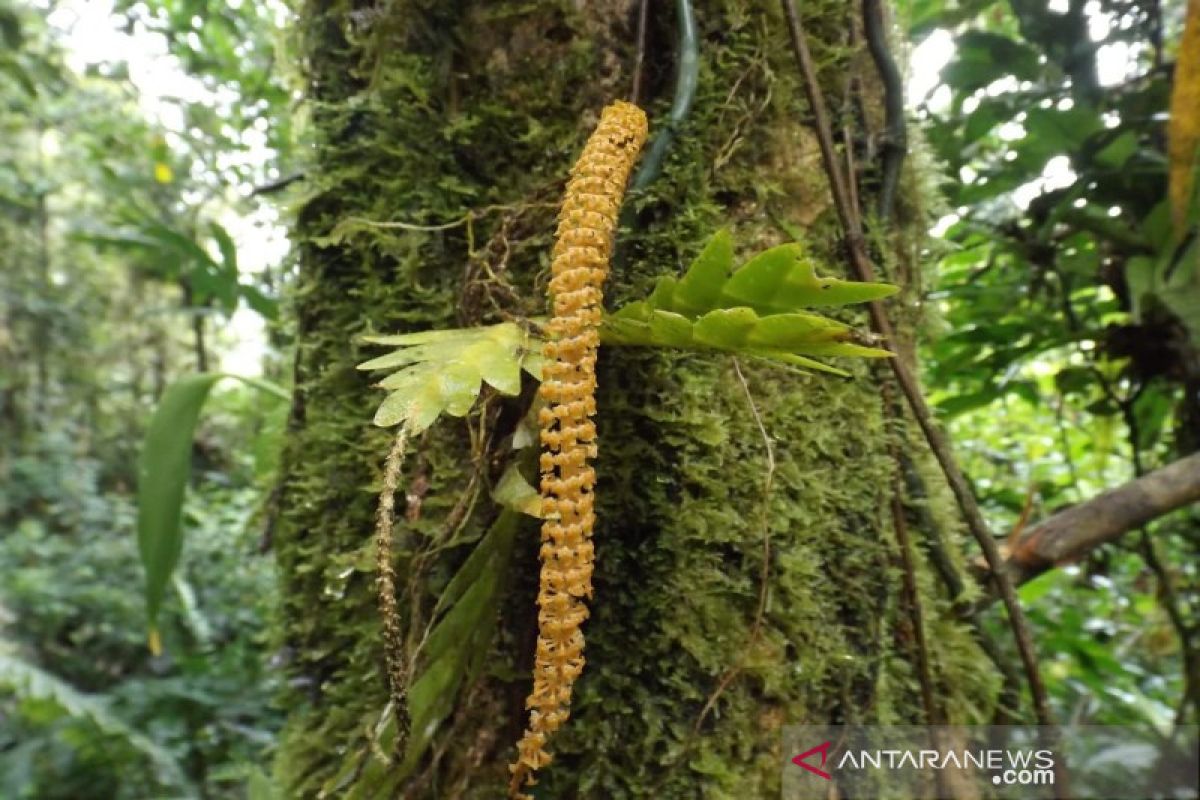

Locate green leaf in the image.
[600,304,890,372]
[0,653,193,794]
[1095,130,1139,169]
[670,228,734,314]
[691,307,760,349]
[360,322,540,431]
[137,373,221,651]
[209,221,238,274]
[397,511,520,778]
[492,460,542,517]
[647,310,695,347]
[746,350,851,376]
[136,373,288,649]
[721,243,898,310]
[741,311,850,349]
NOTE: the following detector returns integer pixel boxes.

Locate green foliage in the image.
[357,324,545,432]
[358,232,896,433]
[83,218,279,320]
[605,230,895,375]
[325,511,522,794]
[137,374,288,645]
[2,478,281,800]
[910,0,1200,729]
[1,2,289,798]
[0,651,192,795]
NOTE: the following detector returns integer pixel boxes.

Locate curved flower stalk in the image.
[509,100,648,798]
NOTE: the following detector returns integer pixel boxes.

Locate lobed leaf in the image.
[600,231,896,372]
[360,322,542,431]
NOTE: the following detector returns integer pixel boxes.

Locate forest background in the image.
[1,0,1198,797]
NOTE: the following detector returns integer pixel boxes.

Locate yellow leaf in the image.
[1169,0,1200,234]
[147,627,163,656]
[154,162,174,184]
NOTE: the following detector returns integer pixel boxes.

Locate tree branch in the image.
[975,451,1200,589]
[779,0,1058,736]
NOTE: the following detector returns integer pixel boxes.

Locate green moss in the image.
[272,1,998,797]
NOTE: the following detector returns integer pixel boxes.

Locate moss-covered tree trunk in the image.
[273,2,998,797]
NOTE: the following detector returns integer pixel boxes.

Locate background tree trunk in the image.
[272,1,1000,796]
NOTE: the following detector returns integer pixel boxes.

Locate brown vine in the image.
[508,100,648,798]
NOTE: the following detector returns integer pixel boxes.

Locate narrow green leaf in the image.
[743,312,851,349]
[357,341,468,371]
[722,243,898,309]
[748,350,851,376]
[397,511,520,778]
[433,510,519,617]
[136,373,288,649]
[599,316,655,346]
[362,326,514,347]
[610,299,654,321]
[209,221,238,273]
[137,373,222,648]
[646,276,680,311]
[785,341,893,358]
[421,561,500,663]
[719,243,801,306]
[378,365,427,391]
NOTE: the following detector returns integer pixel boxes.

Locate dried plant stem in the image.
[375,427,411,747]
[778,0,1056,733]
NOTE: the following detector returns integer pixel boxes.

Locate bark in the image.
[976,450,1200,590]
[272,2,997,797]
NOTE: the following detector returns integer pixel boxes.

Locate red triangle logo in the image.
[791,740,833,780]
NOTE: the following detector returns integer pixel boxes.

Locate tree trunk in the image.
[273,2,1000,797]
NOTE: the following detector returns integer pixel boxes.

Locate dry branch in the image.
[976,451,1200,589]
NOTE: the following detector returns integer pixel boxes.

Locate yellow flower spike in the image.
[508,100,647,799]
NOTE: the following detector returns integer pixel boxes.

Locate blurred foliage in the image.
[904,0,1200,726]
[1,1,290,797]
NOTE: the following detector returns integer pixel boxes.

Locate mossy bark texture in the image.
[274,1,998,797]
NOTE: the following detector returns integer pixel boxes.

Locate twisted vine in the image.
[508,101,648,798]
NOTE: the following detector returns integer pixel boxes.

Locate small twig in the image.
[650,360,776,795]
[375,427,412,747]
[1122,405,1200,727]
[338,201,558,238]
[892,488,940,718]
[1140,527,1200,725]
[779,0,1057,735]
[249,170,305,196]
